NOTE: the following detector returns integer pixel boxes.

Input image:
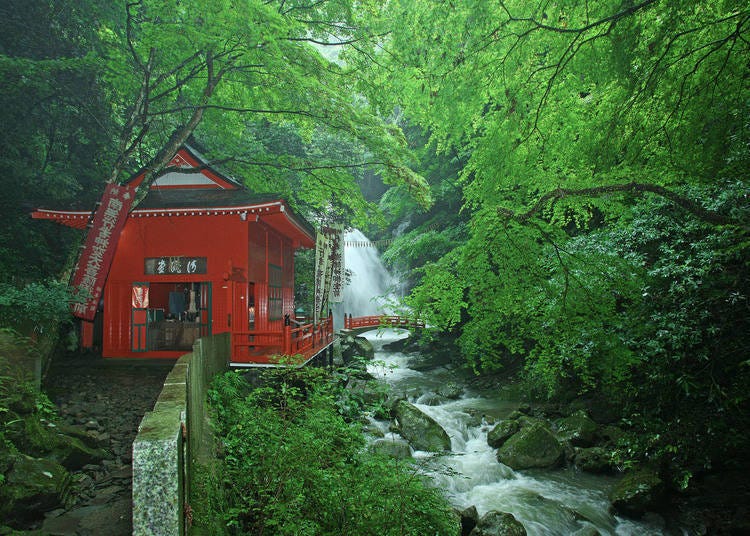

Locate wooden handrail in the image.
[344,314,425,330]
[231,316,334,364]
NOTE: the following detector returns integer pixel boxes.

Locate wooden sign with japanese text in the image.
[71,183,135,320]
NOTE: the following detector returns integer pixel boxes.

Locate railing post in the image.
[283,314,292,355]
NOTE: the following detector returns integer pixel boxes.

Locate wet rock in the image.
[1,454,71,524]
[340,335,375,362]
[437,381,463,400]
[609,467,665,518]
[416,391,445,406]
[369,437,412,459]
[394,400,451,452]
[41,498,131,536]
[573,446,614,474]
[487,420,520,449]
[556,410,598,447]
[496,422,564,470]
[459,505,479,536]
[48,433,111,471]
[469,510,526,536]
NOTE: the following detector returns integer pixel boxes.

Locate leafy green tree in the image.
[0,0,118,282]
[94,0,431,223]
[344,0,750,478]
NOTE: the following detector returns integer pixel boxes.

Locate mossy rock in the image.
[487,420,520,449]
[556,410,599,447]
[394,400,451,452]
[21,417,110,470]
[573,446,614,474]
[496,422,564,470]
[0,454,71,523]
[469,510,526,536]
[369,438,412,459]
[609,467,665,518]
[436,382,463,399]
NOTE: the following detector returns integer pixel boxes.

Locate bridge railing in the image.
[231,314,334,364]
[344,314,425,330]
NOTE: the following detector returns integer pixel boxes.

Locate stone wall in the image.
[132,333,229,536]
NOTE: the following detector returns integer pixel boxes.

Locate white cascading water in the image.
[365,334,667,536]
[343,231,666,535]
[334,229,400,329]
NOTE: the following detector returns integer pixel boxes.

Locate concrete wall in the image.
[132,333,229,536]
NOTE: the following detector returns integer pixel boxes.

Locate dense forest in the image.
[1,0,748,533]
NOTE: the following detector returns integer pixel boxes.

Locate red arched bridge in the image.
[343,314,425,334]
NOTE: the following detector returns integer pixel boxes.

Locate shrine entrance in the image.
[130,281,212,352]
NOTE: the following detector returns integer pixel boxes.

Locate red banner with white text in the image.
[71,183,135,320]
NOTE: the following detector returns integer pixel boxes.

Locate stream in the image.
[361,329,668,536]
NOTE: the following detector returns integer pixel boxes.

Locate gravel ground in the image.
[39,355,174,536]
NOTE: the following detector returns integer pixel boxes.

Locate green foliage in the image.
[0,0,116,282]
[0,281,76,331]
[343,0,750,481]
[200,369,457,535]
[0,328,59,460]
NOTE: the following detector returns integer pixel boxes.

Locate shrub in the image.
[198,369,457,536]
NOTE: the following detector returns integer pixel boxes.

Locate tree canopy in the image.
[347,0,750,480]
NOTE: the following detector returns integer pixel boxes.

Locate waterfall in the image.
[334,229,398,329]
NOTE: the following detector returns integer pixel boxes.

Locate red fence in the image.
[231,315,334,364]
[344,315,425,331]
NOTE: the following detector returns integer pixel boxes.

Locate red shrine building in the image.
[32,145,333,365]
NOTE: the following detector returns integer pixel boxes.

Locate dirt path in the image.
[40,355,174,536]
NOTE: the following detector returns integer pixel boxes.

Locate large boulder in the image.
[556,410,599,447]
[573,446,614,474]
[459,505,479,536]
[609,467,665,518]
[469,510,526,536]
[340,335,375,362]
[496,422,564,470]
[487,420,520,449]
[394,400,451,452]
[0,453,71,524]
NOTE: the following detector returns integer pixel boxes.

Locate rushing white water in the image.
[363,332,667,536]
[333,229,400,329]
[342,231,666,534]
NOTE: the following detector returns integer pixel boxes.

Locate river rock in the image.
[609,467,665,518]
[437,381,463,399]
[469,510,526,536]
[496,422,564,470]
[459,505,479,536]
[394,400,451,452]
[556,410,598,447]
[573,446,613,474]
[487,420,520,449]
[0,453,71,524]
[369,438,412,459]
[339,335,375,362]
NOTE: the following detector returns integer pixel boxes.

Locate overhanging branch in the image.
[497,182,737,227]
